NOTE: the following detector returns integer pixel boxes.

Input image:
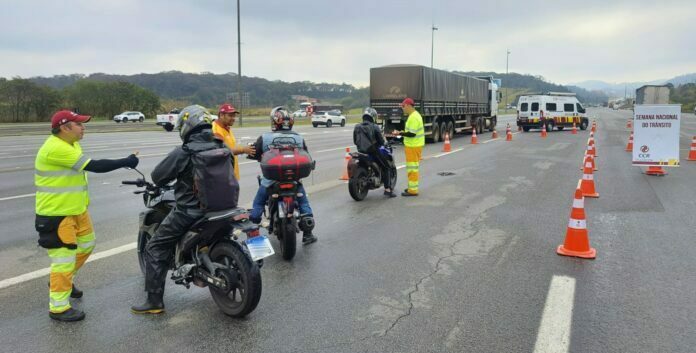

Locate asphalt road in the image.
[0,110,694,353]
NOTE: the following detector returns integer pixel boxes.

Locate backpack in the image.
[189,147,240,211]
[354,122,378,153]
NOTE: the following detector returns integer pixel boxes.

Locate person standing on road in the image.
[391,98,425,197]
[212,103,255,181]
[35,110,139,322]
[353,107,396,197]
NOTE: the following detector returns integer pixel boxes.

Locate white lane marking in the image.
[0,193,35,201]
[482,138,500,144]
[433,147,465,158]
[316,145,356,154]
[137,152,169,158]
[533,275,576,353]
[0,242,138,290]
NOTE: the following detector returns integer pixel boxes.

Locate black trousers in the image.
[144,207,203,293]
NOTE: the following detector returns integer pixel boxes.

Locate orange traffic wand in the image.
[442,133,452,152]
[557,180,596,259]
[339,147,351,180]
[688,136,696,161]
[645,166,668,176]
[506,124,512,141]
[541,124,548,138]
[471,128,478,144]
[625,132,634,152]
[572,122,577,134]
[580,155,599,198]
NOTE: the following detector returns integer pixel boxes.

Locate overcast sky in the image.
[1,0,694,87]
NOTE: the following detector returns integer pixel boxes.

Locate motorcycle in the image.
[262,179,303,261]
[347,142,398,201]
[122,168,274,317]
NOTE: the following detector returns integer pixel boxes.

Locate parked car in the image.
[311,110,346,128]
[156,109,217,132]
[292,110,307,118]
[114,111,145,123]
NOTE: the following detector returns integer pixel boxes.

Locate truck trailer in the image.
[370,65,500,143]
[635,85,670,105]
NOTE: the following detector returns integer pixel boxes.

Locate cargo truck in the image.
[635,85,670,104]
[370,65,500,143]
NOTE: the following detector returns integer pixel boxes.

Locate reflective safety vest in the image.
[35,135,91,216]
[212,120,240,180]
[404,110,425,147]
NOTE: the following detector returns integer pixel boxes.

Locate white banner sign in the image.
[632,104,681,167]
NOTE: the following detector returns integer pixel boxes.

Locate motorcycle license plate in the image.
[245,235,275,261]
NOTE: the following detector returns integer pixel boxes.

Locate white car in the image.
[311,110,346,128]
[292,110,307,118]
[114,111,145,123]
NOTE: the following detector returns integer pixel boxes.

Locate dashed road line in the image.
[533,275,576,353]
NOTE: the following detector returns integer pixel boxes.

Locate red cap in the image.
[400,98,415,107]
[218,103,239,115]
[51,110,91,129]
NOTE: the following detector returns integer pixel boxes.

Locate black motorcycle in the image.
[347,143,398,201]
[122,168,274,317]
[262,179,302,261]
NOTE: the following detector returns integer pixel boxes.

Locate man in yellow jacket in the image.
[392,98,425,197]
[212,104,255,180]
[35,110,139,321]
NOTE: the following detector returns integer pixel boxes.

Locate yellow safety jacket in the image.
[212,120,240,180]
[35,135,91,216]
[404,110,425,147]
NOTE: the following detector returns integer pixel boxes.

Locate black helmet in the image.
[178,105,213,142]
[270,106,294,131]
[362,107,378,123]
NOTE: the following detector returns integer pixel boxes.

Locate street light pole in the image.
[505,49,510,111]
[236,0,243,127]
[431,24,438,68]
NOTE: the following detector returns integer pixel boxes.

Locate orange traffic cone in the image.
[688,136,696,161]
[587,138,597,158]
[443,133,452,152]
[580,153,598,171]
[492,129,499,139]
[572,122,577,135]
[339,147,351,180]
[625,132,634,152]
[626,119,632,129]
[591,122,596,133]
[541,124,548,138]
[580,156,599,198]
[471,128,478,144]
[645,166,668,176]
[506,124,512,141]
[557,180,596,259]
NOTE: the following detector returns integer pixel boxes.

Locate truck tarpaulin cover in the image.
[370,65,488,104]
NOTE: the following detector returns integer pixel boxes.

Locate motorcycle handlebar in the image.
[121,180,141,185]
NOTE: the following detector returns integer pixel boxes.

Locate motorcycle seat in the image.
[205,207,249,222]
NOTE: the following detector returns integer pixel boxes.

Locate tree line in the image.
[0,78,161,123]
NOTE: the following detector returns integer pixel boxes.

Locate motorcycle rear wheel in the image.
[278,218,297,261]
[348,167,369,201]
[208,241,262,317]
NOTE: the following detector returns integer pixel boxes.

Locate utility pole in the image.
[236,0,243,127]
[505,49,510,111]
[431,24,438,68]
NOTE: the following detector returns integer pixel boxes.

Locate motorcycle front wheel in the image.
[278,218,297,261]
[208,241,262,317]
[348,167,369,201]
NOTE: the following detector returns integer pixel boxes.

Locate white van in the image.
[516,92,589,132]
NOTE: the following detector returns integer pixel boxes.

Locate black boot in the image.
[48,282,83,298]
[131,292,165,314]
[302,232,318,245]
[299,215,317,245]
[49,308,85,322]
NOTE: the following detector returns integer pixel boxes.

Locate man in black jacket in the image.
[353,107,396,197]
[131,105,229,314]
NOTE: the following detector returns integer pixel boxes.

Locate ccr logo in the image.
[640,145,649,153]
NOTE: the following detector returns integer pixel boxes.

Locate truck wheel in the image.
[579,120,588,130]
[478,119,484,134]
[545,121,554,132]
[523,126,531,132]
[446,121,454,139]
[430,122,440,143]
[556,126,564,131]
[164,123,174,132]
[488,117,496,132]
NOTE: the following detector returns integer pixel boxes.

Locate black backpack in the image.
[189,147,239,211]
[354,123,378,153]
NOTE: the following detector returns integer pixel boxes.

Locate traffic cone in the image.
[506,124,513,141]
[626,119,632,129]
[645,166,668,176]
[625,132,634,152]
[580,156,599,198]
[471,128,478,144]
[572,122,577,135]
[688,136,696,161]
[541,124,548,138]
[580,153,598,171]
[443,133,452,152]
[587,138,597,158]
[557,180,596,259]
[339,147,350,181]
[492,129,499,139]
[591,121,596,133]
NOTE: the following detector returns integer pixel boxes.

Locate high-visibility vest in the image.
[212,121,240,180]
[35,135,91,216]
[404,110,425,147]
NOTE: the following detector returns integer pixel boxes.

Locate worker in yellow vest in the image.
[212,104,255,181]
[35,110,139,322]
[391,98,425,196]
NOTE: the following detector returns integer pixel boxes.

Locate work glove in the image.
[124,154,139,169]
